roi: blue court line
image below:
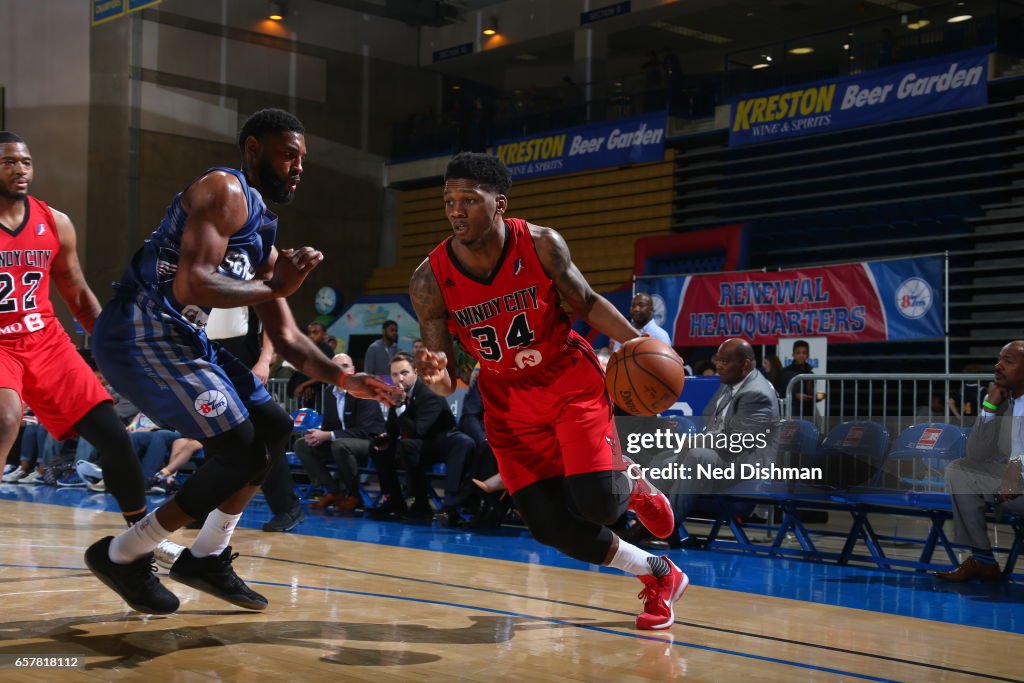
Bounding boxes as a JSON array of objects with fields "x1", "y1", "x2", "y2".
[
  {"x1": 247, "y1": 579, "x2": 905, "y2": 683},
  {"x1": 257, "y1": 555, "x2": 1021, "y2": 683},
  {"x1": 4, "y1": 560, "x2": 1017, "y2": 682},
  {"x1": 0, "y1": 561, "x2": 928, "y2": 682}
]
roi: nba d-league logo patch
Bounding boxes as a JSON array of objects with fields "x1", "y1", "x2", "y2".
[
  {"x1": 36, "y1": 223, "x2": 45, "y2": 236},
  {"x1": 194, "y1": 390, "x2": 228, "y2": 418}
]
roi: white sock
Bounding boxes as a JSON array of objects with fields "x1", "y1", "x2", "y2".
[
  {"x1": 607, "y1": 539, "x2": 658, "y2": 576},
  {"x1": 109, "y1": 511, "x2": 171, "y2": 563},
  {"x1": 190, "y1": 509, "x2": 242, "y2": 558}
]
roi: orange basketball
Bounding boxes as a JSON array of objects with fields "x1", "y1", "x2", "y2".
[{"x1": 605, "y1": 337, "x2": 686, "y2": 416}]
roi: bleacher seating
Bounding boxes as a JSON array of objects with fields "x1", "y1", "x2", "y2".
[{"x1": 700, "y1": 417, "x2": 1023, "y2": 580}]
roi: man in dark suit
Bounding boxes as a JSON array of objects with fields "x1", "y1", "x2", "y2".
[
  {"x1": 370, "y1": 352, "x2": 475, "y2": 522},
  {"x1": 936, "y1": 340, "x2": 1024, "y2": 582},
  {"x1": 650, "y1": 338, "x2": 779, "y2": 547},
  {"x1": 294, "y1": 353, "x2": 386, "y2": 513}
]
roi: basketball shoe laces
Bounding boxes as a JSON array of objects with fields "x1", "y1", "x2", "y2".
[
  {"x1": 637, "y1": 575, "x2": 669, "y2": 619},
  {"x1": 198, "y1": 549, "x2": 248, "y2": 592}
]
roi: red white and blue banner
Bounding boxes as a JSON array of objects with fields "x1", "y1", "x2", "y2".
[
  {"x1": 493, "y1": 113, "x2": 667, "y2": 180},
  {"x1": 729, "y1": 48, "x2": 988, "y2": 146},
  {"x1": 640, "y1": 256, "x2": 944, "y2": 346}
]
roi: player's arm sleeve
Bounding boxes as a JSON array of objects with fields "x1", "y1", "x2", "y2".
[
  {"x1": 530, "y1": 224, "x2": 638, "y2": 344},
  {"x1": 50, "y1": 209, "x2": 102, "y2": 333}
]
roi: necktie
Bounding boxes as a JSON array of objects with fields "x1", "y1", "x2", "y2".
[{"x1": 714, "y1": 385, "x2": 734, "y2": 431}]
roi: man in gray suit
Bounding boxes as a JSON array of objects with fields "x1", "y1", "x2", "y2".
[
  {"x1": 936, "y1": 340, "x2": 1024, "y2": 582},
  {"x1": 651, "y1": 338, "x2": 779, "y2": 547}
]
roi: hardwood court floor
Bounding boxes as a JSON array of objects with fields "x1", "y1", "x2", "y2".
[{"x1": 0, "y1": 495, "x2": 1020, "y2": 682}]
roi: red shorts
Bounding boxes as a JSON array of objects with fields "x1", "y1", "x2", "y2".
[
  {"x1": 0, "y1": 323, "x2": 111, "y2": 440},
  {"x1": 477, "y1": 338, "x2": 624, "y2": 494}
]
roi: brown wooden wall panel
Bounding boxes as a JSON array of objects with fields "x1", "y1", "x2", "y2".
[{"x1": 365, "y1": 154, "x2": 675, "y2": 294}]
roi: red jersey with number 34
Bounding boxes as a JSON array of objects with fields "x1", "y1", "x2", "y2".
[
  {"x1": 0, "y1": 196, "x2": 59, "y2": 339},
  {"x1": 429, "y1": 218, "x2": 573, "y2": 376}
]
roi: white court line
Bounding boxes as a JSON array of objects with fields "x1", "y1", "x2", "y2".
[{"x1": 0, "y1": 589, "x2": 99, "y2": 598}]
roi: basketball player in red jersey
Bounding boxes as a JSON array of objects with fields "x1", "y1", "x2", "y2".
[
  {"x1": 0, "y1": 132, "x2": 149, "y2": 527},
  {"x1": 411, "y1": 152, "x2": 688, "y2": 630}
]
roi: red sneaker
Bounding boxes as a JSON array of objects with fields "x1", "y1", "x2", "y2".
[
  {"x1": 636, "y1": 559, "x2": 688, "y2": 630},
  {"x1": 623, "y1": 456, "x2": 675, "y2": 539}
]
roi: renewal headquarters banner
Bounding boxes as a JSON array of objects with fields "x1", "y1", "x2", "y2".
[
  {"x1": 640, "y1": 255, "x2": 944, "y2": 346},
  {"x1": 729, "y1": 48, "x2": 988, "y2": 146},
  {"x1": 493, "y1": 113, "x2": 667, "y2": 180}
]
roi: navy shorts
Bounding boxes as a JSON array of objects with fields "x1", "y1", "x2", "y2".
[{"x1": 93, "y1": 293, "x2": 272, "y2": 440}]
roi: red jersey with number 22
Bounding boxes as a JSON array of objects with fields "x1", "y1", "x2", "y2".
[
  {"x1": 429, "y1": 218, "x2": 572, "y2": 377},
  {"x1": 0, "y1": 196, "x2": 59, "y2": 340}
]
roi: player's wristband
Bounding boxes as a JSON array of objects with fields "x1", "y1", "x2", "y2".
[
  {"x1": 337, "y1": 371, "x2": 353, "y2": 388},
  {"x1": 982, "y1": 400, "x2": 1001, "y2": 412}
]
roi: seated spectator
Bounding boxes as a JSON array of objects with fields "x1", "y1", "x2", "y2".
[
  {"x1": 2, "y1": 407, "x2": 58, "y2": 484},
  {"x1": 647, "y1": 339, "x2": 779, "y2": 548},
  {"x1": 293, "y1": 353, "x2": 385, "y2": 512},
  {"x1": 460, "y1": 368, "x2": 510, "y2": 526},
  {"x1": 936, "y1": 340, "x2": 1024, "y2": 582},
  {"x1": 77, "y1": 412, "x2": 193, "y2": 494},
  {"x1": 369, "y1": 352, "x2": 475, "y2": 524}
]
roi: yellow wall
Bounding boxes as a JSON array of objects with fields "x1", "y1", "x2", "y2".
[{"x1": 364, "y1": 151, "x2": 676, "y2": 295}]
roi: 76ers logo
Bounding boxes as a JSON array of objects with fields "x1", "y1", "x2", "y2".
[
  {"x1": 194, "y1": 390, "x2": 228, "y2": 418},
  {"x1": 895, "y1": 277, "x2": 932, "y2": 320}
]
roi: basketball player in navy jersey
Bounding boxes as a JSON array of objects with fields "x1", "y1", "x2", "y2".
[
  {"x1": 412, "y1": 152, "x2": 688, "y2": 630},
  {"x1": 0, "y1": 131, "x2": 149, "y2": 525},
  {"x1": 84, "y1": 109, "x2": 402, "y2": 615}
]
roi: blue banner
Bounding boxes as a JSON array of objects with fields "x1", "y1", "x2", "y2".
[
  {"x1": 91, "y1": 0, "x2": 126, "y2": 26},
  {"x1": 581, "y1": 1, "x2": 631, "y2": 25},
  {"x1": 493, "y1": 113, "x2": 667, "y2": 180},
  {"x1": 637, "y1": 255, "x2": 944, "y2": 345},
  {"x1": 729, "y1": 49, "x2": 988, "y2": 146},
  {"x1": 433, "y1": 43, "x2": 473, "y2": 62}
]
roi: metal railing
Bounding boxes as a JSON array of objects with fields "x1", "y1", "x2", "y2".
[{"x1": 783, "y1": 373, "x2": 990, "y2": 425}]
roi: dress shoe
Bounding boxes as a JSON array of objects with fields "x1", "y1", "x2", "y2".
[
  {"x1": 676, "y1": 535, "x2": 708, "y2": 550},
  {"x1": 401, "y1": 500, "x2": 434, "y2": 521},
  {"x1": 619, "y1": 523, "x2": 655, "y2": 545},
  {"x1": 438, "y1": 507, "x2": 464, "y2": 528},
  {"x1": 368, "y1": 497, "x2": 407, "y2": 519},
  {"x1": 337, "y1": 494, "x2": 361, "y2": 513},
  {"x1": 311, "y1": 492, "x2": 346, "y2": 510},
  {"x1": 934, "y1": 556, "x2": 1002, "y2": 582},
  {"x1": 262, "y1": 505, "x2": 306, "y2": 532}
]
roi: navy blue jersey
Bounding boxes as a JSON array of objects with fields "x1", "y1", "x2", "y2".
[{"x1": 117, "y1": 167, "x2": 278, "y2": 329}]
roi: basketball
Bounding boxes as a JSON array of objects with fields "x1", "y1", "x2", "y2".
[{"x1": 605, "y1": 337, "x2": 686, "y2": 415}]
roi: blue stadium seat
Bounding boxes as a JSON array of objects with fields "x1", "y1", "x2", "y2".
[
  {"x1": 291, "y1": 408, "x2": 323, "y2": 431},
  {"x1": 815, "y1": 421, "x2": 890, "y2": 489},
  {"x1": 777, "y1": 419, "x2": 819, "y2": 468},
  {"x1": 886, "y1": 422, "x2": 966, "y2": 491}
]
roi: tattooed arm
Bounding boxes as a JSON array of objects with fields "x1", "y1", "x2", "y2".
[
  {"x1": 51, "y1": 209, "x2": 102, "y2": 334},
  {"x1": 529, "y1": 224, "x2": 639, "y2": 344},
  {"x1": 410, "y1": 258, "x2": 457, "y2": 396}
]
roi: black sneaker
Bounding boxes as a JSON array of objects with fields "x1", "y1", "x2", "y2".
[
  {"x1": 169, "y1": 547, "x2": 268, "y2": 610},
  {"x1": 84, "y1": 536, "x2": 180, "y2": 614},
  {"x1": 262, "y1": 505, "x2": 306, "y2": 532}
]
